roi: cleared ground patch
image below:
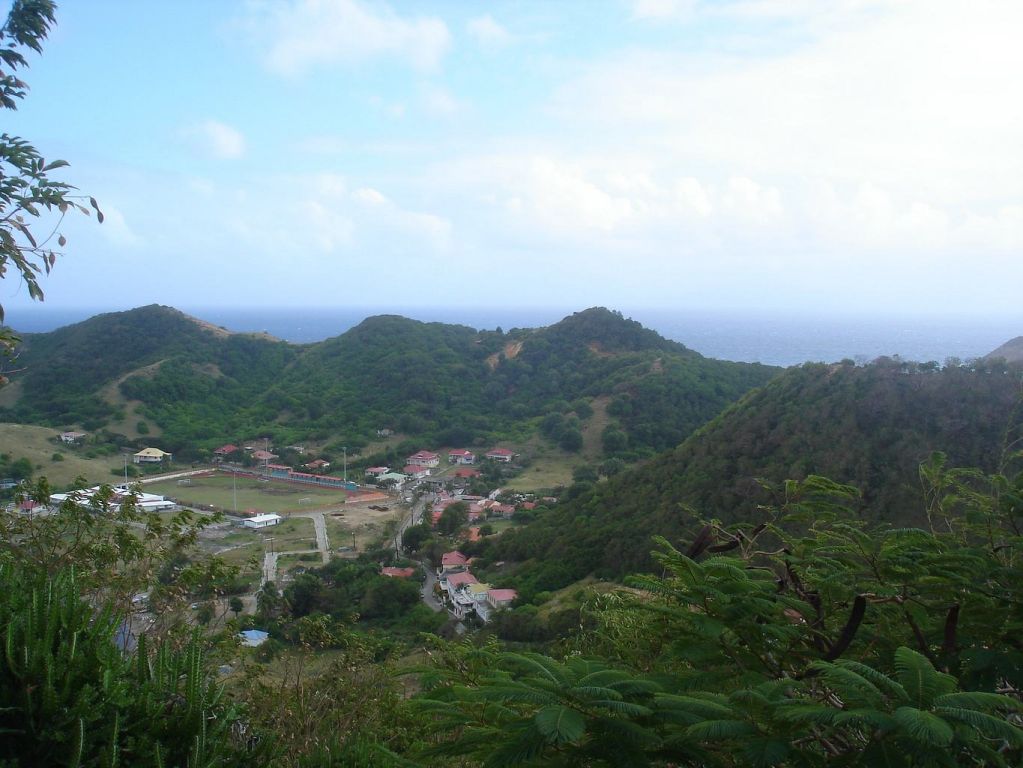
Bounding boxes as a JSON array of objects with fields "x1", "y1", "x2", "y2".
[
  {"x1": 580, "y1": 395, "x2": 611, "y2": 461},
  {"x1": 323, "y1": 499, "x2": 406, "y2": 552}
]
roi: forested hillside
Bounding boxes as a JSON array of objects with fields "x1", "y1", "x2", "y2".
[
  {"x1": 2, "y1": 306, "x2": 777, "y2": 461},
  {"x1": 487, "y1": 358, "x2": 1023, "y2": 594},
  {"x1": 3, "y1": 305, "x2": 298, "y2": 434}
]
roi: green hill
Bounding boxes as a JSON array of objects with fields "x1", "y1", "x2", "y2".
[
  {"x1": 488, "y1": 358, "x2": 1023, "y2": 594},
  {"x1": 4, "y1": 305, "x2": 297, "y2": 439},
  {"x1": 2, "y1": 306, "x2": 778, "y2": 462}
]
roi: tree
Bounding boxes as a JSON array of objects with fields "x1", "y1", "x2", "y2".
[
  {"x1": 416, "y1": 466, "x2": 1023, "y2": 766},
  {"x1": 401, "y1": 521, "x2": 431, "y2": 553},
  {"x1": 598, "y1": 457, "x2": 625, "y2": 477},
  {"x1": 437, "y1": 501, "x2": 469, "y2": 536},
  {"x1": 229, "y1": 595, "x2": 244, "y2": 618},
  {"x1": 0, "y1": 0, "x2": 100, "y2": 366}
]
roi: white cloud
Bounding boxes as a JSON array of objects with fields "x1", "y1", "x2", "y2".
[
  {"x1": 95, "y1": 204, "x2": 141, "y2": 248},
  {"x1": 548, "y1": 0, "x2": 1023, "y2": 254},
  {"x1": 467, "y1": 15, "x2": 511, "y2": 48},
  {"x1": 628, "y1": 0, "x2": 697, "y2": 21},
  {"x1": 722, "y1": 176, "x2": 783, "y2": 225},
  {"x1": 369, "y1": 95, "x2": 407, "y2": 119},
  {"x1": 244, "y1": 0, "x2": 451, "y2": 75},
  {"x1": 185, "y1": 120, "x2": 245, "y2": 159},
  {"x1": 673, "y1": 178, "x2": 713, "y2": 218},
  {"x1": 354, "y1": 187, "x2": 387, "y2": 204},
  {"x1": 420, "y1": 85, "x2": 460, "y2": 116}
]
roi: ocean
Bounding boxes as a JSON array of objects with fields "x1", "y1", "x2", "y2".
[{"x1": 7, "y1": 305, "x2": 1021, "y2": 368}]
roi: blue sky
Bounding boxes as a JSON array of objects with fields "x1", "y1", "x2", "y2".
[{"x1": 3, "y1": 0, "x2": 1022, "y2": 319}]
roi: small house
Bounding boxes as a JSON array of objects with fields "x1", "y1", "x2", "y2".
[
  {"x1": 406, "y1": 451, "x2": 440, "y2": 467},
  {"x1": 448, "y1": 449, "x2": 476, "y2": 465},
  {"x1": 133, "y1": 447, "x2": 171, "y2": 464},
  {"x1": 485, "y1": 448, "x2": 515, "y2": 463},
  {"x1": 404, "y1": 465, "x2": 431, "y2": 479}
]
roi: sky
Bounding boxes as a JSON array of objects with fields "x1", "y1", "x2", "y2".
[{"x1": 3, "y1": 0, "x2": 1022, "y2": 320}]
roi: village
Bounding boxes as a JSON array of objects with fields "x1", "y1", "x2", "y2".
[{"x1": 7, "y1": 436, "x2": 541, "y2": 626}]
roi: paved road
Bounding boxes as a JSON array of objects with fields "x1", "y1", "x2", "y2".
[
  {"x1": 420, "y1": 561, "x2": 444, "y2": 612},
  {"x1": 292, "y1": 511, "x2": 330, "y2": 564},
  {"x1": 402, "y1": 492, "x2": 447, "y2": 613}
]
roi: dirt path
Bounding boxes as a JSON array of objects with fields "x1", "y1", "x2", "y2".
[{"x1": 138, "y1": 468, "x2": 212, "y2": 485}]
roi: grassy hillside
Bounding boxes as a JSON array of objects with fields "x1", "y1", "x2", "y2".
[
  {"x1": 486, "y1": 358, "x2": 1023, "y2": 595},
  {"x1": 0, "y1": 423, "x2": 125, "y2": 488}
]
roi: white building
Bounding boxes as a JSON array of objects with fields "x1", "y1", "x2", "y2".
[{"x1": 242, "y1": 513, "x2": 282, "y2": 529}]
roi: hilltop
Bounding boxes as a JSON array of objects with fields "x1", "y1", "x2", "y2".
[
  {"x1": 1, "y1": 306, "x2": 778, "y2": 467},
  {"x1": 986, "y1": 335, "x2": 1023, "y2": 364}
]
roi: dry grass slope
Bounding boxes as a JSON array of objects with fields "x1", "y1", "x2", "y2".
[{"x1": 0, "y1": 423, "x2": 122, "y2": 488}]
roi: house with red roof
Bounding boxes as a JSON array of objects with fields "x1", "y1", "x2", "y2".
[
  {"x1": 304, "y1": 458, "x2": 330, "y2": 471},
  {"x1": 448, "y1": 449, "x2": 476, "y2": 465},
  {"x1": 214, "y1": 444, "x2": 239, "y2": 457},
  {"x1": 438, "y1": 551, "x2": 469, "y2": 577},
  {"x1": 452, "y1": 467, "x2": 480, "y2": 479},
  {"x1": 440, "y1": 550, "x2": 468, "y2": 567},
  {"x1": 364, "y1": 466, "x2": 389, "y2": 476},
  {"x1": 252, "y1": 449, "x2": 277, "y2": 461},
  {"x1": 444, "y1": 571, "x2": 478, "y2": 591},
  {"x1": 404, "y1": 465, "x2": 431, "y2": 480},
  {"x1": 485, "y1": 448, "x2": 516, "y2": 462},
  {"x1": 406, "y1": 450, "x2": 439, "y2": 467}
]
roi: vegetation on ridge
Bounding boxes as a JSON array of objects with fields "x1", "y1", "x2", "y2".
[{"x1": 3, "y1": 305, "x2": 777, "y2": 464}]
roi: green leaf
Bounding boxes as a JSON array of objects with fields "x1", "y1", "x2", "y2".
[
  {"x1": 687, "y1": 719, "x2": 757, "y2": 741},
  {"x1": 933, "y1": 692, "x2": 1023, "y2": 712},
  {"x1": 934, "y1": 707, "x2": 1023, "y2": 747},
  {"x1": 893, "y1": 706, "x2": 954, "y2": 746},
  {"x1": 894, "y1": 647, "x2": 953, "y2": 708},
  {"x1": 534, "y1": 706, "x2": 586, "y2": 745}
]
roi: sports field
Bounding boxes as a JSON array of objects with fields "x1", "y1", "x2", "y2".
[{"x1": 146, "y1": 472, "x2": 350, "y2": 515}]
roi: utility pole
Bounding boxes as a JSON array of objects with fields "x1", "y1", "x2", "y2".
[{"x1": 342, "y1": 446, "x2": 348, "y2": 484}]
